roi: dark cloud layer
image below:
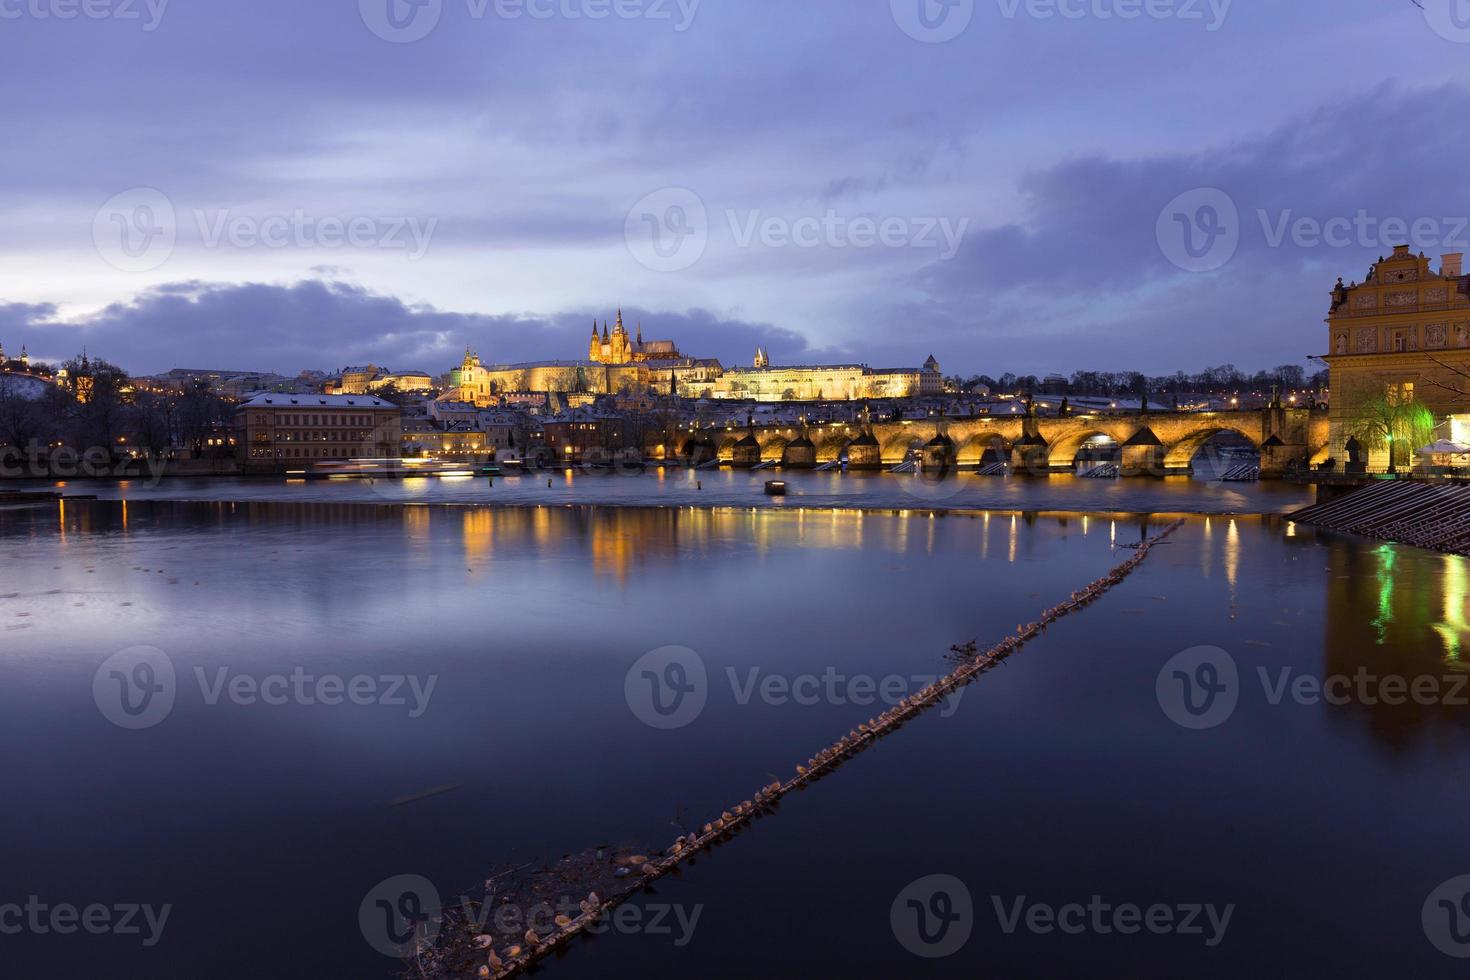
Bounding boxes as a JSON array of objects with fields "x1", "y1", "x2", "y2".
[
  {"x1": 902, "y1": 83, "x2": 1470, "y2": 374},
  {"x1": 1, "y1": 280, "x2": 819, "y2": 377}
]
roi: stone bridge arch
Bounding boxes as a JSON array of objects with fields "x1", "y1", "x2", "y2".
[
  {"x1": 1042, "y1": 426, "x2": 1129, "y2": 470},
  {"x1": 951, "y1": 431, "x2": 1011, "y2": 465},
  {"x1": 1162, "y1": 426, "x2": 1261, "y2": 470},
  {"x1": 880, "y1": 430, "x2": 928, "y2": 464}
]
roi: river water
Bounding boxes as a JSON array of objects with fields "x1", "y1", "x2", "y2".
[
  {"x1": 2, "y1": 497, "x2": 1467, "y2": 978},
  {"x1": 16, "y1": 465, "x2": 1315, "y2": 514}
]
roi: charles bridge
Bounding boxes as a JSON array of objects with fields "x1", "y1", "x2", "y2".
[{"x1": 682, "y1": 406, "x2": 1331, "y2": 477}]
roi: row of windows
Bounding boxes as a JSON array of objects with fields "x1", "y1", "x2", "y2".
[
  {"x1": 250, "y1": 447, "x2": 372, "y2": 459},
  {"x1": 253, "y1": 413, "x2": 383, "y2": 426},
  {"x1": 274, "y1": 431, "x2": 372, "y2": 443}
]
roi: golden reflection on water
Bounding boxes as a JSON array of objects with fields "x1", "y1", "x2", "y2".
[
  {"x1": 1433, "y1": 554, "x2": 1469, "y2": 663},
  {"x1": 1225, "y1": 519, "x2": 1240, "y2": 594},
  {"x1": 462, "y1": 509, "x2": 494, "y2": 561}
]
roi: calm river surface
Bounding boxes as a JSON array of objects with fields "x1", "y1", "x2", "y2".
[
  {"x1": 15, "y1": 466, "x2": 1314, "y2": 514},
  {"x1": 2, "y1": 497, "x2": 1467, "y2": 978}
]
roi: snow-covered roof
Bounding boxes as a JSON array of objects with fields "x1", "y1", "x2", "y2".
[{"x1": 239, "y1": 393, "x2": 396, "y2": 409}]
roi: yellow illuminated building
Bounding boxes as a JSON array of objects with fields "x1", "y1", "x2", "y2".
[{"x1": 1324, "y1": 246, "x2": 1470, "y2": 467}]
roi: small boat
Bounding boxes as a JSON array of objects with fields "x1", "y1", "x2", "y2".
[{"x1": 765, "y1": 481, "x2": 787, "y2": 496}]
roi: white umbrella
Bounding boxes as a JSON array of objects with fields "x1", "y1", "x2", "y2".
[{"x1": 1418, "y1": 439, "x2": 1470, "y2": 455}]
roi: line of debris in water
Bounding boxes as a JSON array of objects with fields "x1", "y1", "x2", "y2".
[{"x1": 469, "y1": 519, "x2": 1186, "y2": 978}]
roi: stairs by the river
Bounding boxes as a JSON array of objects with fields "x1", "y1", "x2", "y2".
[
  {"x1": 1220, "y1": 463, "x2": 1261, "y2": 482},
  {"x1": 1079, "y1": 462, "x2": 1120, "y2": 479},
  {"x1": 1290, "y1": 480, "x2": 1470, "y2": 556}
]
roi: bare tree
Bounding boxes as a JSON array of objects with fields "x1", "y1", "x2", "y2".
[{"x1": 0, "y1": 377, "x2": 50, "y2": 451}]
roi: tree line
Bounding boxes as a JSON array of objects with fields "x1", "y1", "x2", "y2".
[
  {"x1": 0, "y1": 356, "x2": 234, "y2": 459},
  {"x1": 948, "y1": 364, "x2": 1330, "y2": 400}
]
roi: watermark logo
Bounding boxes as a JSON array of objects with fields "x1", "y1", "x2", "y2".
[
  {"x1": 93, "y1": 647, "x2": 176, "y2": 730},
  {"x1": 891, "y1": 0, "x2": 974, "y2": 43},
  {"x1": 1425, "y1": 875, "x2": 1470, "y2": 958},
  {"x1": 625, "y1": 187, "x2": 708, "y2": 273},
  {"x1": 1156, "y1": 646, "x2": 1238, "y2": 730},
  {"x1": 93, "y1": 187, "x2": 176, "y2": 273},
  {"x1": 360, "y1": 875, "x2": 442, "y2": 958},
  {"x1": 891, "y1": 874, "x2": 973, "y2": 957},
  {"x1": 625, "y1": 645, "x2": 707, "y2": 729},
  {"x1": 1422, "y1": 0, "x2": 1470, "y2": 44},
  {"x1": 1156, "y1": 187, "x2": 1239, "y2": 273},
  {"x1": 359, "y1": 0, "x2": 442, "y2": 42},
  {"x1": 0, "y1": 0, "x2": 169, "y2": 30}
]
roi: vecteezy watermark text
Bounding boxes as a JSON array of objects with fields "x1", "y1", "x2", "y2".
[
  {"x1": 995, "y1": 0, "x2": 1231, "y2": 31},
  {"x1": 359, "y1": 0, "x2": 699, "y2": 43},
  {"x1": 194, "y1": 209, "x2": 437, "y2": 259},
  {"x1": 991, "y1": 895, "x2": 1234, "y2": 946},
  {"x1": 94, "y1": 647, "x2": 438, "y2": 730},
  {"x1": 0, "y1": 0, "x2": 168, "y2": 30},
  {"x1": 1, "y1": 442, "x2": 168, "y2": 485},
  {"x1": 726, "y1": 210, "x2": 970, "y2": 260},
  {"x1": 624, "y1": 646, "x2": 964, "y2": 729},
  {"x1": 624, "y1": 187, "x2": 971, "y2": 273},
  {"x1": 0, "y1": 897, "x2": 171, "y2": 948},
  {"x1": 728, "y1": 666, "x2": 965, "y2": 718}
]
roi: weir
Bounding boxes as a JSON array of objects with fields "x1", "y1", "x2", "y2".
[{"x1": 457, "y1": 519, "x2": 1188, "y2": 979}]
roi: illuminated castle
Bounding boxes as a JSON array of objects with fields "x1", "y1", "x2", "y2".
[{"x1": 588, "y1": 310, "x2": 683, "y2": 365}]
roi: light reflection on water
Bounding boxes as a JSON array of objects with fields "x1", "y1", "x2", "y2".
[
  {"x1": 10, "y1": 467, "x2": 1315, "y2": 515},
  {"x1": 0, "y1": 499, "x2": 1466, "y2": 978}
]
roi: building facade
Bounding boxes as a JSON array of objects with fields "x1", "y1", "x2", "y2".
[
  {"x1": 1324, "y1": 246, "x2": 1470, "y2": 467},
  {"x1": 704, "y1": 353, "x2": 942, "y2": 402},
  {"x1": 235, "y1": 393, "x2": 401, "y2": 467}
]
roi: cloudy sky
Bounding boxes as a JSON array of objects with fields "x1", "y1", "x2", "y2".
[{"x1": 1, "y1": 0, "x2": 1467, "y2": 377}]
